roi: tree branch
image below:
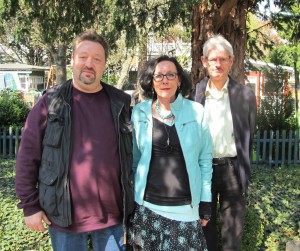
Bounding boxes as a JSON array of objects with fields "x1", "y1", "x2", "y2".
[
  {"x1": 219, "y1": 0, "x2": 238, "y2": 18},
  {"x1": 247, "y1": 21, "x2": 273, "y2": 34},
  {"x1": 214, "y1": 0, "x2": 238, "y2": 30}
]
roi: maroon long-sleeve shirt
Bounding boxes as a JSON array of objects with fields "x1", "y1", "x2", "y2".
[{"x1": 16, "y1": 87, "x2": 123, "y2": 233}]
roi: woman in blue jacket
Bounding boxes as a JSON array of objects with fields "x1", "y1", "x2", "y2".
[{"x1": 127, "y1": 55, "x2": 213, "y2": 251}]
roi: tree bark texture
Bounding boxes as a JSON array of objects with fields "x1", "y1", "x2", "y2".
[
  {"x1": 138, "y1": 35, "x2": 148, "y2": 75},
  {"x1": 55, "y1": 44, "x2": 67, "y2": 85},
  {"x1": 191, "y1": 0, "x2": 258, "y2": 86},
  {"x1": 116, "y1": 50, "x2": 134, "y2": 89}
]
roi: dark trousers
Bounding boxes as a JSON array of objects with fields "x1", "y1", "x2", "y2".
[{"x1": 203, "y1": 159, "x2": 246, "y2": 251}]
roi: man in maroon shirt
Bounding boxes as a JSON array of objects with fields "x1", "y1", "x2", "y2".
[{"x1": 15, "y1": 30, "x2": 134, "y2": 250}]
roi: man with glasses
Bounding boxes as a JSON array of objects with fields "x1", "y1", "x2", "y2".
[{"x1": 191, "y1": 34, "x2": 257, "y2": 251}]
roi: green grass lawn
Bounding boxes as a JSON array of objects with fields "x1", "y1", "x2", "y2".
[
  {"x1": 0, "y1": 159, "x2": 299, "y2": 251},
  {"x1": 0, "y1": 159, "x2": 51, "y2": 251}
]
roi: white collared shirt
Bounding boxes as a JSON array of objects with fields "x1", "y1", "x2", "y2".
[{"x1": 204, "y1": 78, "x2": 237, "y2": 158}]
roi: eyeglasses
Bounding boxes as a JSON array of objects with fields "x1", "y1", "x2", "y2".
[
  {"x1": 153, "y1": 73, "x2": 178, "y2": 82},
  {"x1": 206, "y1": 57, "x2": 231, "y2": 65}
]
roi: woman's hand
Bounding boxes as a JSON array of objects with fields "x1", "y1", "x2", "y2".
[{"x1": 200, "y1": 218, "x2": 209, "y2": 227}]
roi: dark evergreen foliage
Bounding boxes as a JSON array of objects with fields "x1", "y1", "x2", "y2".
[{"x1": 0, "y1": 89, "x2": 30, "y2": 127}]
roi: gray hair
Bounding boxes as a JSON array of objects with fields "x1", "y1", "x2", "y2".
[{"x1": 203, "y1": 34, "x2": 234, "y2": 57}]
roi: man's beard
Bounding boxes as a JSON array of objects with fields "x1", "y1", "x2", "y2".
[{"x1": 79, "y1": 68, "x2": 96, "y2": 85}]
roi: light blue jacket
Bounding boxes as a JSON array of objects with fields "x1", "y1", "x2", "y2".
[{"x1": 131, "y1": 94, "x2": 213, "y2": 208}]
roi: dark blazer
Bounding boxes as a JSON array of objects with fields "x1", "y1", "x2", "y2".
[{"x1": 191, "y1": 76, "x2": 257, "y2": 195}]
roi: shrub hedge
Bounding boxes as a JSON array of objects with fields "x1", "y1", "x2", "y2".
[
  {"x1": 0, "y1": 90, "x2": 30, "y2": 128},
  {"x1": 243, "y1": 165, "x2": 300, "y2": 250},
  {"x1": 0, "y1": 159, "x2": 299, "y2": 250}
]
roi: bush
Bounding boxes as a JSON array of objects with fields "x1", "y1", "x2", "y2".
[
  {"x1": 257, "y1": 65, "x2": 297, "y2": 131},
  {"x1": 0, "y1": 89, "x2": 30, "y2": 128},
  {"x1": 244, "y1": 165, "x2": 300, "y2": 250},
  {"x1": 214, "y1": 165, "x2": 300, "y2": 251}
]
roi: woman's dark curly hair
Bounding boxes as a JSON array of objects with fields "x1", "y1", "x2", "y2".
[{"x1": 139, "y1": 55, "x2": 192, "y2": 100}]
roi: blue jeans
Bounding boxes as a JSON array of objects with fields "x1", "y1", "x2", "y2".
[{"x1": 49, "y1": 224, "x2": 125, "y2": 251}]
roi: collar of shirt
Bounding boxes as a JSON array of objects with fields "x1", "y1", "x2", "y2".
[
  {"x1": 205, "y1": 78, "x2": 229, "y2": 100},
  {"x1": 203, "y1": 77, "x2": 237, "y2": 158}
]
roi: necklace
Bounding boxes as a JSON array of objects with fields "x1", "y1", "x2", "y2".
[
  {"x1": 163, "y1": 119, "x2": 174, "y2": 153},
  {"x1": 155, "y1": 100, "x2": 174, "y2": 119}
]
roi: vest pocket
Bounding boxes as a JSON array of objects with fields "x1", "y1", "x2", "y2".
[
  {"x1": 38, "y1": 162, "x2": 58, "y2": 216},
  {"x1": 43, "y1": 114, "x2": 64, "y2": 147}
]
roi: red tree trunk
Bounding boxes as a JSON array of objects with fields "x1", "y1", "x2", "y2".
[{"x1": 191, "y1": 0, "x2": 258, "y2": 86}]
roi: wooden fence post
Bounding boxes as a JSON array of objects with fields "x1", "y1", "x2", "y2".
[
  {"x1": 9, "y1": 127, "x2": 13, "y2": 159},
  {"x1": 15, "y1": 128, "x2": 20, "y2": 158},
  {"x1": 288, "y1": 131, "x2": 293, "y2": 164},
  {"x1": 255, "y1": 130, "x2": 261, "y2": 165},
  {"x1": 282, "y1": 130, "x2": 286, "y2": 164},
  {"x1": 275, "y1": 130, "x2": 279, "y2": 167},
  {"x1": 2, "y1": 128, "x2": 7, "y2": 158},
  {"x1": 262, "y1": 130, "x2": 267, "y2": 162},
  {"x1": 269, "y1": 131, "x2": 274, "y2": 166},
  {"x1": 294, "y1": 130, "x2": 299, "y2": 164}
]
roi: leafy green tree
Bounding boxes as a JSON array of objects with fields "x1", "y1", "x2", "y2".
[
  {"x1": 114, "y1": 0, "x2": 197, "y2": 74},
  {"x1": 271, "y1": 1, "x2": 300, "y2": 119},
  {"x1": 269, "y1": 45, "x2": 298, "y2": 69},
  {"x1": 1, "y1": 0, "x2": 124, "y2": 84},
  {"x1": 257, "y1": 64, "x2": 297, "y2": 131},
  {"x1": 2, "y1": 0, "x2": 297, "y2": 90},
  {"x1": 246, "y1": 13, "x2": 280, "y2": 62},
  {"x1": 0, "y1": 11, "x2": 49, "y2": 65},
  {"x1": 116, "y1": 0, "x2": 296, "y2": 87},
  {"x1": 272, "y1": 0, "x2": 300, "y2": 42},
  {"x1": 191, "y1": 1, "x2": 268, "y2": 85},
  {"x1": 23, "y1": 0, "x2": 109, "y2": 84},
  {"x1": 115, "y1": 0, "x2": 279, "y2": 85}
]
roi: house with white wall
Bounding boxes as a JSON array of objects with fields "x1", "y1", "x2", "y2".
[{"x1": 0, "y1": 63, "x2": 50, "y2": 92}]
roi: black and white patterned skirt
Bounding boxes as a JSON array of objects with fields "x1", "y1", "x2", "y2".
[{"x1": 127, "y1": 204, "x2": 207, "y2": 251}]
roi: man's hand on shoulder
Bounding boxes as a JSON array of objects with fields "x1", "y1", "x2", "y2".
[{"x1": 24, "y1": 211, "x2": 51, "y2": 232}]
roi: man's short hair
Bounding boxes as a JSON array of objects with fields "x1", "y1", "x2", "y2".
[{"x1": 72, "y1": 30, "x2": 109, "y2": 61}]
